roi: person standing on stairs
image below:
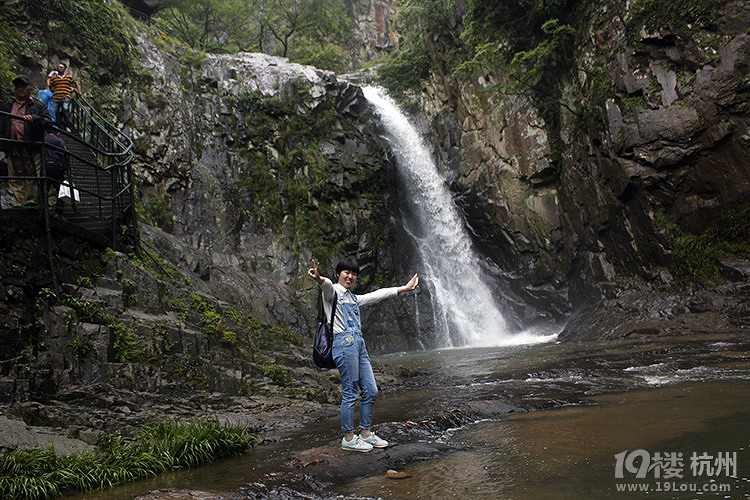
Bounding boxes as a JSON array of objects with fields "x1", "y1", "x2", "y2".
[
  {"x1": 0, "y1": 76, "x2": 53, "y2": 207},
  {"x1": 308, "y1": 258, "x2": 419, "y2": 452},
  {"x1": 47, "y1": 63, "x2": 81, "y2": 131},
  {"x1": 44, "y1": 129, "x2": 67, "y2": 213}
]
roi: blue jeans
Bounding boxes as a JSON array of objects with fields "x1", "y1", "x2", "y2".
[
  {"x1": 333, "y1": 330, "x2": 378, "y2": 433},
  {"x1": 53, "y1": 98, "x2": 71, "y2": 128}
]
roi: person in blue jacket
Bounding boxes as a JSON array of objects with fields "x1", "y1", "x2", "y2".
[{"x1": 37, "y1": 89, "x2": 56, "y2": 123}]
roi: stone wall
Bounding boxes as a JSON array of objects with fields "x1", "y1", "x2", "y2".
[{"x1": 412, "y1": 0, "x2": 750, "y2": 320}]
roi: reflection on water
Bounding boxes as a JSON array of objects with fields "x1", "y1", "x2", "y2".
[{"x1": 342, "y1": 382, "x2": 750, "y2": 499}]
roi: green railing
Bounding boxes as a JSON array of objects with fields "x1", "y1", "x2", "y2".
[
  {"x1": 69, "y1": 94, "x2": 132, "y2": 166},
  {"x1": 0, "y1": 96, "x2": 135, "y2": 247}
]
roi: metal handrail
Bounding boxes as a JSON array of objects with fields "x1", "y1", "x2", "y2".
[
  {"x1": 69, "y1": 94, "x2": 133, "y2": 163},
  {"x1": 1, "y1": 101, "x2": 135, "y2": 247}
]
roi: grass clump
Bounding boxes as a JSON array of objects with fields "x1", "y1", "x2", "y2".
[
  {"x1": 257, "y1": 363, "x2": 293, "y2": 387},
  {"x1": 0, "y1": 419, "x2": 259, "y2": 499},
  {"x1": 61, "y1": 294, "x2": 142, "y2": 363}
]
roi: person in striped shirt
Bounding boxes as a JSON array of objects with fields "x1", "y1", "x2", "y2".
[{"x1": 47, "y1": 63, "x2": 81, "y2": 131}]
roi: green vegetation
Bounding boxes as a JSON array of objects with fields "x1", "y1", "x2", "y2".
[
  {"x1": 257, "y1": 363, "x2": 293, "y2": 386},
  {"x1": 456, "y1": 0, "x2": 580, "y2": 145},
  {"x1": 190, "y1": 293, "x2": 237, "y2": 337},
  {"x1": 25, "y1": 0, "x2": 135, "y2": 76},
  {"x1": 154, "y1": 0, "x2": 354, "y2": 72},
  {"x1": 223, "y1": 87, "x2": 385, "y2": 263},
  {"x1": 628, "y1": 0, "x2": 728, "y2": 36},
  {"x1": 67, "y1": 336, "x2": 92, "y2": 359},
  {"x1": 144, "y1": 192, "x2": 175, "y2": 232},
  {"x1": 186, "y1": 293, "x2": 302, "y2": 351},
  {"x1": 459, "y1": 3, "x2": 577, "y2": 82},
  {"x1": 377, "y1": 0, "x2": 461, "y2": 96},
  {"x1": 61, "y1": 293, "x2": 142, "y2": 363},
  {"x1": 170, "y1": 357, "x2": 212, "y2": 389},
  {"x1": 0, "y1": 4, "x2": 45, "y2": 100},
  {"x1": 377, "y1": 0, "x2": 582, "y2": 156},
  {"x1": 0, "y1": 0, "x2": 136, "y2": 101},
  {"x1": 126, "y1": 249, "x2": 188, "y2": 287},
  {"x1": 75, "y1": 276, "x2": 94, "y2": 289},
  {"x1": 0, "y1": 419, "x2": 259, "y2": 499},
  {"x1": 670, "y1": 201, "x2": 750, "y2": 280},
  {"x1": 377, "y1": 41, "x2": 432, "y2": 95}
]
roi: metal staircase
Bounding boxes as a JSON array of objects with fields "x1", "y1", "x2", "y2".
[{"x1": 1, "y1": 96, "x2": 135, "y2": 248}]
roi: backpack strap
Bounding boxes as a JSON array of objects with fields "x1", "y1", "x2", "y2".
[
  {"x1": 319, "y1": 290, "x2": 338, "y2": 330},
  {"x1": 327, "y1": 291, "x2": 337, "y2": 331}
]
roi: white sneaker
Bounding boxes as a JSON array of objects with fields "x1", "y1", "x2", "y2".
[
  {"x1": 341, "y1": 435, "x2": 373, "y2": 453},
  {"x1": 361, "y1": 432, "x2": 389, "y2": 448}
]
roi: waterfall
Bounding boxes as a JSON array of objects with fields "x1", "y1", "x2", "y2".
[{"x1": 363, "y1": 86, "x2": 554, "y2": 348}]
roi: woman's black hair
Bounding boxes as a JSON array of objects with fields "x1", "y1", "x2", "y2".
[{"x1": 335, "y1": 258, "x2": 360, "y2": 277}]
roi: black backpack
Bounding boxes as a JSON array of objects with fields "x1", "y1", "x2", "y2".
[{"x1": 313, "y1": 292, "x2": 337, "y2": 369}]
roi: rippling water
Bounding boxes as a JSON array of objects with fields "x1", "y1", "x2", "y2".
[
  {"x1": 342, "y1": 381, "x2": 750, "y2": 499},
  {"x1": 72, "y1": 334, "x2": 750, "y2": 499}
]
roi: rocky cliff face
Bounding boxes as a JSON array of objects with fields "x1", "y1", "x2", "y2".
[
  {"x1": 4, "y1": 0, "x2": 748, "y2": 385},
  {"x1": 411, "y1": 0, "x2": 750, "y2": 329},
  {"x1": 113, "y1": 28, "x2": 425, "y2": 351},
  {"x1": 344, "y1": 0, "x2": 399, "y2": 71},
  {"x1": 1, "y1": 28, "x2": 411, "y2": 411},
  {"x1": 116, "y1": 0, "x2": 750, "y2": 342},
  {"x1": 2, "y1": 0, "x2": 749, "y2": 448}
]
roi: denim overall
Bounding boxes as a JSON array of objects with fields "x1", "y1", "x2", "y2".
[{"x1": 332, "y1": 293, "x2": 378, "y2": 433}]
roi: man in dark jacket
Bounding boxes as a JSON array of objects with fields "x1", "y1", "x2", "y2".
[{"x1": 0, "y1": 76, "x2": 52, "y2": 206}]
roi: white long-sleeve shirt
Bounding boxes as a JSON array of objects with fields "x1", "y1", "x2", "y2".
[{"x1": 319, "y1": 277, "x2": 399, "y2": 335}]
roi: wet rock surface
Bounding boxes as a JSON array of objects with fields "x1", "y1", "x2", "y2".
[
  {"x1": 1, "y1": 324, "x2": 748, "y2": 498},
  {"x1": 560, "y1": 274, "x2": 750, "y2": 341},
  {"x1": 135, "y1": 489, "x2": 242, "y2": 500},
  {"x1": 0, "y1": 386, "x2": 339, "y2": 452},
  {"x1": 129, "y1": 329, "x2": 750, "y2": 499}
]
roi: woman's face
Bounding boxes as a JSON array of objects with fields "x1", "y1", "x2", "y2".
[{"x1": 337, "y1": 269, "x2": 358, "y2": 289}]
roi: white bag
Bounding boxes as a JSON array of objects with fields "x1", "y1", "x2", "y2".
[{"x1": 58, "y1": 181, "x2": 80, "y2": 202}]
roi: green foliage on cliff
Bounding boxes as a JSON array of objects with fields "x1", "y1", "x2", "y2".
[
  {"x1": 379, "y1": 0, "x2": 580, "y2": 144},
  {"x1": 257, "y1": 363, "x2": 293, "y2": 386},
  {"x1": 628, "y1": 0, "x2": 729, "y2": 35},
  {"x1": 461, "y1": 0, "x2": 579, "y2": 57},
  {"x1": 26, "y1": 0, "x2": 135, "y2": 76},
  {"x1": 0, "y1": 0, "x2": 135, "y2": 98},
  {"x1": 377, "y1": 0, "x2": 464, "y2": 97},
  {"x1": 0, "y1": 5, "x2": 43, "y2": 99},
  {"x1": 0, "y1": 419, "x2": 259, "y2": 499},
  {"x1": 224, "y1": 86, "x2": 386, "y2": 264},
  {"x1": 61, "y1": 293, "x2": 143, "y2": 363},
  {"x1": 456, "y1": 0, "x2": 579, "y2": 109},
  {"x1": 671, "y1": 201, "x2": 750, "y2": 280},
  {"x1": 230, "y1": 89, "x2": 330, "y2": 225},
  {"x1": 376, "y1": 41, "x2": 432, "y2": 95}
]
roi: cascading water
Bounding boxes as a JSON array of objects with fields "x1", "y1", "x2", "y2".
[{"x1": 363, "y1": 86, "x2": 554, "y2": 347}]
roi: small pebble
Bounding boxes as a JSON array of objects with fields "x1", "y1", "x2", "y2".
[{"x1": 386, "y1": 469, "x2": 411, "y2": 479}]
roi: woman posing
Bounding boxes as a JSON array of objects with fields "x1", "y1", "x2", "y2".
[{"x1": 308, "y1": 258, "x2": 418, "y2": 452}]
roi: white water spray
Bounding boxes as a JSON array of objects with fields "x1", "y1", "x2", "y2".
[{"x1": 363, "y1": 86, "x2": 553, "y2": 347}]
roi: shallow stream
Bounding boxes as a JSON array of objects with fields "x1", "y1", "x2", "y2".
[{"x1": 72, "y1": 332, "x2": 750, "y2": 499}]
